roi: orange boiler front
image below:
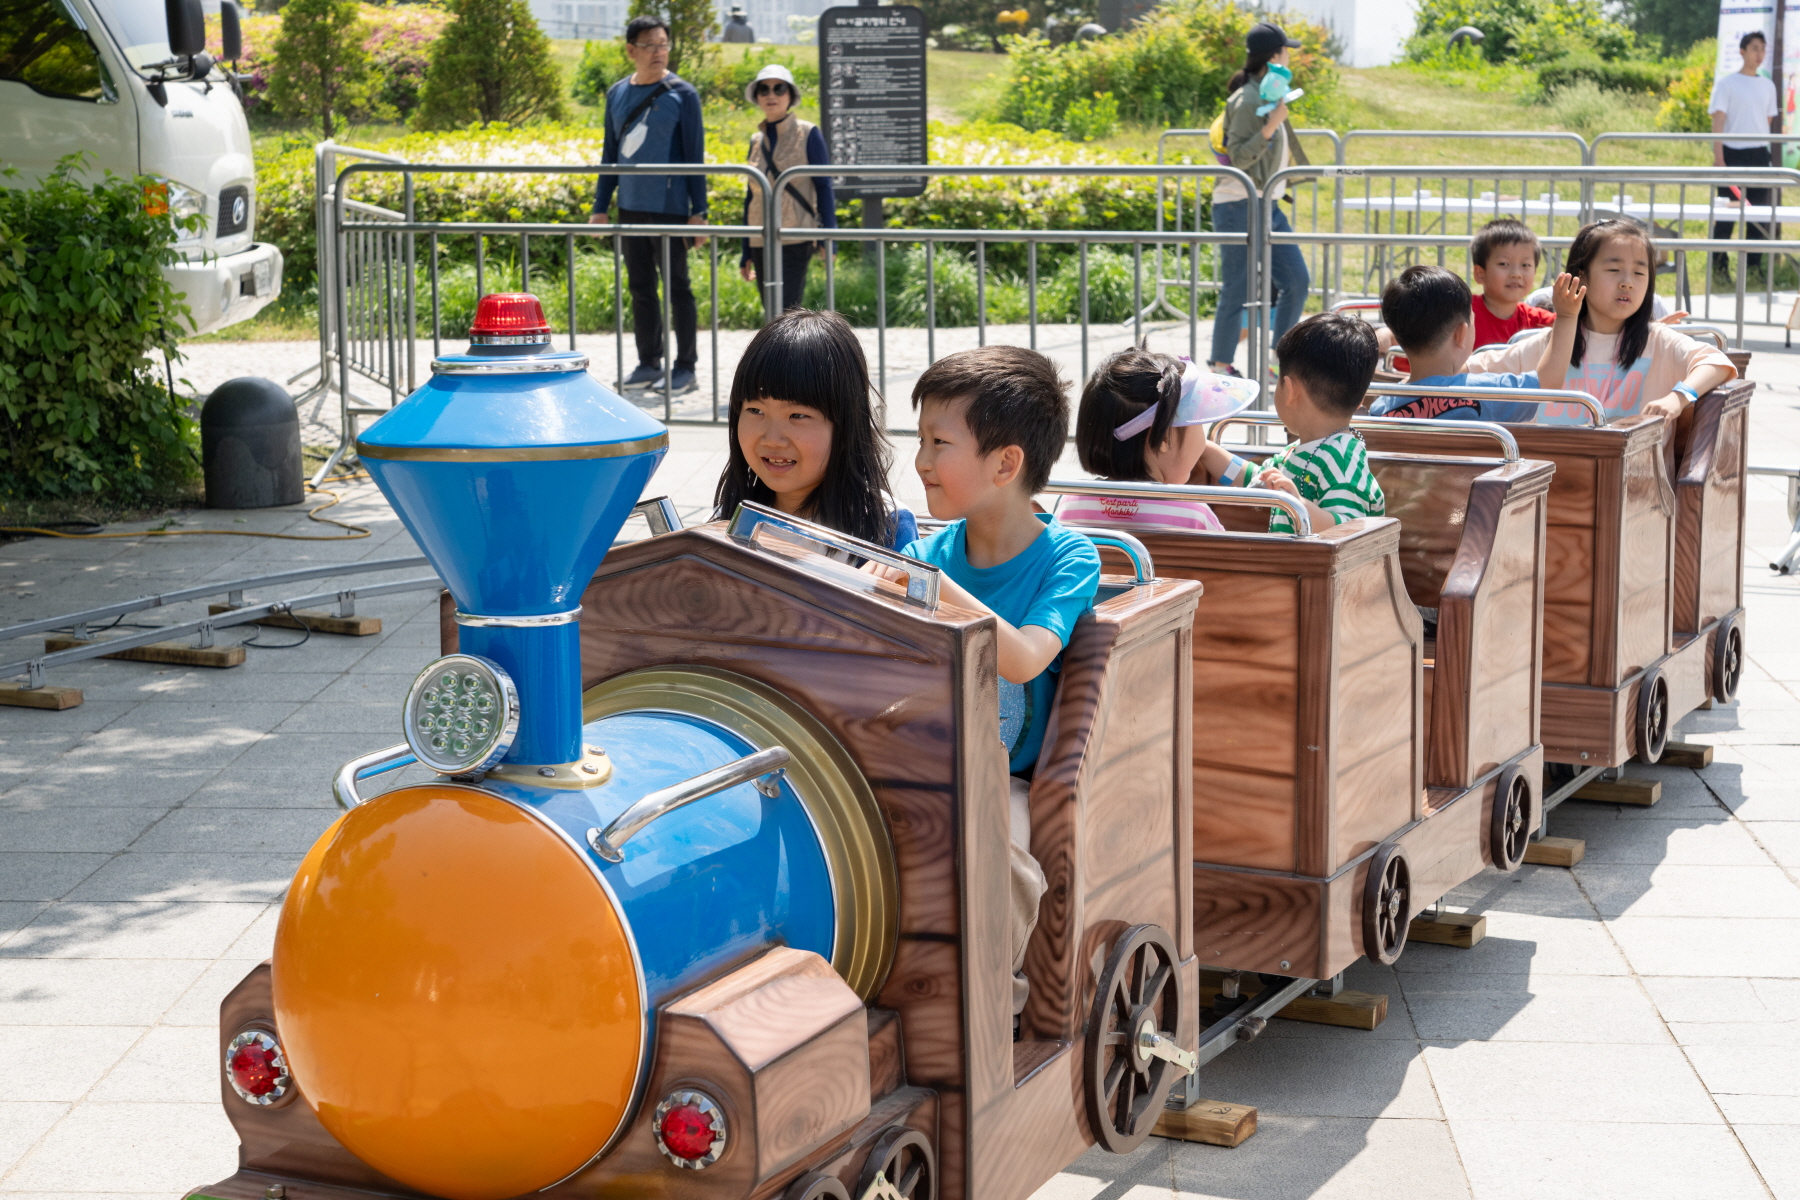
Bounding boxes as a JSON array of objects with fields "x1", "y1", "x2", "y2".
[{"x1": 272, "y1": 785, "x2": 644, "y2": 1200}]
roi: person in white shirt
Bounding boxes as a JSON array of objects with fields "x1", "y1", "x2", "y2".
[{"x1": 1709, "y1": 30, "x2": 1779, "y2": 280}]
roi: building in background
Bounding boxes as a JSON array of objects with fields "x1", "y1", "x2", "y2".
[{"x1": 1281, "y1": 0, "x2": 1418, "y2": 66}]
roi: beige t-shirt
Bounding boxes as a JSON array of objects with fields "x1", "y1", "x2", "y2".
[{"x1": 1467, "y1": 323, "x2": 1736, "y2": 424}]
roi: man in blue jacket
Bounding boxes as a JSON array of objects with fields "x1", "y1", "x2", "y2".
[{"x1": 589, "y1": 15, "x2": 709, "y2": 394}]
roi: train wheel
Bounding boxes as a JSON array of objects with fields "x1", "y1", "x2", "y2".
[
  {"x1": 1714, "y1": 617, "x2": 1744, "y2": 705},
  {"x1": 1361, "y1": 843, "x2": 1411, "y2": 966},
  {"x1": 786, "y1": 1171, "x2": 851, "y2": 1200},
  {"x1": 1635, "y1": 668, "x2": 1670, "y2": 764},
  {"x1": 855, "y1": 1126, "x2": 935, "y2": 1200},
  {"x1": 1085, "y1": 923, "x2": 1185, "y2": 1154},
  {"x1": 1489, "y1": 766, "x2": 1533, "y2": 873}
]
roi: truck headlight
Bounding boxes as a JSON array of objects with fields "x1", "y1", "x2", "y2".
[{"x1": 144, "y1": 180, "x2": 206, "y2": 243}]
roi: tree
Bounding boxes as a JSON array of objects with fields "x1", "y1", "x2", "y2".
[
  {"x1": 629, "y1": 0, "x2": 716, "y2": 80},
  {"x1": 413, "y1": 0, "x2": 568, "y2": 129},
  {"x1": 266, "y1": 0, "x2": 379, "y2": 138},
  {"x1": 1615, "y1": 0, "x2": 1717, "y2": 58}
]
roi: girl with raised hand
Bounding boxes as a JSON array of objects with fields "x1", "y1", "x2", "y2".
[{"x1": 713, "y1": 309, "x2": 918, "y2": 549}]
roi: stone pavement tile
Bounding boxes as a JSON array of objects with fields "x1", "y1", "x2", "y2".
[
  {"x1": 339, "y1": 641, "x2": 438, "y2": 675},
  {"x1": 160, "y1": 959, "x2": 263, "y2": 1028},
  {"x1": 0, "y1": 1026, "x2": 144, "y2": 1101},
  {"x1": 269, "y1": 703, "x2": 403, "y2": 738},
  {"x1": 1041, "y1": 1131, "x2": 1169, "y2": 1199},
  {"x1": 0, "y1": 854, "x2": 111, "y2": 902},
  {"x1": 220, "y1": 637, "x2": 386, "y2": 675},
  {"x1": 1680, "y1": 705, "x2": 1800, "y2": 745},
  {"x1": 1682, "y1": 1041, "x2": 1800, "y2": 1096},
  {"x1": 1554, "y1": 815, "x2": 1776, "y2": 865},
  {"x1": 0, "y1": 901, "x2": 265, "y2": 961},
  {"x1": 1439, "y1": 862, "x2": 1595, "y2": 918},
  {"x1": 1448, "y1": 1119, "x2": 1764, "y2": 1200},
  {"x1": 89, "y1": 1026, "x2": 219, "y2": 1104},
  {"x1": 182, "y1": 769, "x2": 339, "y2": 808},
  {"x1": 0, "y1": 809, "x2": 162, "y2": 854},
  {"x1": 1422, "y1": 1041, "x2": 1719, "y2": 1123},
  {"x1": 284, "y1": 671, "x2": 413, "y2": 708},
  {"x1": 1719, "y1": 1096, "x2": 1800, "y2": 1125},
  {"x1": 1751, "y1": 822, "x2": 1800, "y2": 871},
  {"x1": 1162, "y1": 1117, "x2": 1470, "y2": 1200},
  {"x1": 1734, "y1": 1126, "x2": 1800, "y2": 1200},
  {"x1": 1264, "y1": 959, "x2": 1419, "y2": 1041},
  {"x1": 0, "y1": 1103, "x2": 68, "y2": 1177},
  {"x1": 1024, "y1": 1170, "x2": 1115, "y2": 1200},
  {"x1": 216, "y1": 731, "x2": 373, "y2": 775},
  {"x1": 0, "y1": 768, "x2": 219, "y2": 811},
  {"x1": 80, "y1": 670, "x2": 342, "y2": 708},
  {"x1": 0, "y1": 959, "x2": 209, "y2": 1026},
  {"x1": 65, "y1": 854, "x2": 295, "y2": 904},
  {"x1": 1607, "y1": 916, "x2": 1800, "y2": 977},
  {"x1": 223, "y1": 906, "x2": 281, "y2": 960},
  {"x1": 0, "y1": 904, "x2": 50, "y2": 943},
  {"x1": 1643, "y1": 975, "x2": 1800, "y2": 1025},
  {"x1": 1396, "y1": 912, "x2": 1630, "y2": 976},
  {"x1": 2, "y1": 1099, "x2": 238, "y2": 1194},
  {"x1": 1165, "y1": 1034, "x2": 1441, "y2": 1119},
  {"x1": 130, "y1": 805, "x2": 337, "y2": 855},
  {"x1": 52, "y1": 712, "x2": 293, "y2": 766},
  {"x1": 1401, "y1": 972, "x2": 1671, "y2": 1044},
  {"x1": 1576, "y1": 863, "x2": 1800, "y2": 919},
  {"x1": 0, "y1": 701, "x2": 136, "y2": 744}
]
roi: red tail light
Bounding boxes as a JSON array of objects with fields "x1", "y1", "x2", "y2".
[
  {"x1": 654, "y1": 1090, "x2": 726, "y2": 1168},
  {"x1": 225, "y1": 1029, "x2": 291, "y2": 1105}
]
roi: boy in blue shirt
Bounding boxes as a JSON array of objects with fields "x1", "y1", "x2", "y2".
[
  {"x1": 1370, "y1": 264, "x2": 1583, "y2": 424},
  {"x1": 900, "y1": 346, "x2": 1101, "y2": 1015}
]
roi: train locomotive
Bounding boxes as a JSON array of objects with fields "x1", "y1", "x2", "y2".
[{"x1": 189, "y1": 295, "x2": 1205, "y2": 1200}]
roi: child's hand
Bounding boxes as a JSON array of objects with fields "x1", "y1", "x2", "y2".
[
  {"x1": 1551, "y1": 273, "x2": 1586, "y2": 319},
  {"x1": 859, "y1": 560, "x2": 909, "y2": 584},
  {"x1": 1642, "y1": 393, "x2": 1686, "y2": 421},
  {"x1": 1375, "y1": 327, "x2": 1395, "y2": 352},
  {"x1": 1254, "y1": 468, "x2": 1299, "y2": 499},
  {"x1": 1660, "y1": 309, "x2": 1691, "y2": 325},
  {"x1": 740, "y1": 262, "x2": 756, "y2": 282}
]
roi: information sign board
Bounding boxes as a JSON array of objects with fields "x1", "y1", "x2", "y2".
[{"x1": 818, "y1": 5, "x2": 928, "y2": 199}]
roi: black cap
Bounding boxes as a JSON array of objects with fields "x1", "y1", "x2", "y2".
[{"x1": 1246, "y1": 21, "x2": 1301, "y2": 56}]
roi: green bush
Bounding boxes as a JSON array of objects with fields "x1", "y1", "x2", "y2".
[
  {"x1": 571, "y1": 39, "x2": 631, "y2": 106},
  {"x1": 1406, "y1": 0, "x2": 1635, "y2": 64},
  {"x1": 994, "y1": 0, "x2": 1340, "y2": 135},
  {"x1": 267, "y1": 0, "x2": 383, "y2": 137},
  {"x1": 1537, "y1": 54, "x2": 1675, "y2": 94},
  {"x1": 0, "y1": 159, "x2": 199, "y2": 502},
  {"x1": 573, "y1": 40, "x2": 821, "y2": 109},
  {"x1": 1658, "y1": 40, "x2": 1715, "y2": 132},
  {"x1": 414, "y1": 0, "x2": 568, "y2": 129}
]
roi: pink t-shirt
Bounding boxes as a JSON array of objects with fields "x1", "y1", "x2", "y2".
[
  {"x1": 1056, "y1": 494, "x2": 1224, "y2": 533},
  {"x1": 1468, "y1": 323, "x2": 1736, "y2": 425}
]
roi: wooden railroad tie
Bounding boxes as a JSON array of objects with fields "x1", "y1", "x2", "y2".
[
  {"x1": 1660, "y1": 741, "x2": 1714, "y2": 769},
  {"x1": 43, "y1": 635, "x2": 245, "y2": 670},
  {"x1": 1407, "y1": 911, "x2": 1485, "y2": 949},
  {"x1": 0, "y1": 681, "x2": 84, "y2": 710},
  {"x1": 207, "y1": 604, "x2": 382, "y2": 637},
  {"x1": 1195, "y1": 976, "x2": 1388, "y2": 1032},
  {"x1": 1523, "y1": 836, "x2": 1586, "y2": 867},
  {"x1": 1155, "y1": 1100, "x2": 1257, "y2": 1148},
  {"x1": 1572, "y1": 777, "x2": 1661, "y2": 807}
]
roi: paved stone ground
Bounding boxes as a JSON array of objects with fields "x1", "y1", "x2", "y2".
[{"x1": 2, "y1": 331, "x2": 1799, "y2": 1200}]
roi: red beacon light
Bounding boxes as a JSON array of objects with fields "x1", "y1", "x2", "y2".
[
  {"x1": 469, "y1": 292, "x2": 552, "y2": 345},
  {"x1": 654, "y1": 1089, "x2": 727, "y2": 1168}
]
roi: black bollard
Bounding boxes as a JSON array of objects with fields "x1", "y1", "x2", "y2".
[{"x1": 202, "y1": 377, "x2": 303, "y2": 509}]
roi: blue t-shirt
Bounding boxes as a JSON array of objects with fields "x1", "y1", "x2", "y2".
[
  {"x1": 1369, "y1": 372, "x2": 1540, "y2": 425},
  {"x1": 889, "y1": 506, "x2": 918, "y2": 551},
  {"x1": 903, "y1": 518, "x2": 1101, "y2": 773}
]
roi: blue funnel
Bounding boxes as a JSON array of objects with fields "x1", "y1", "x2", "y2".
[{"x1": 357, "y1": 343, "x2": 666, "y2": 766}]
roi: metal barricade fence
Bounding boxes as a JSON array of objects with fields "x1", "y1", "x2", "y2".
[
  {"x1": 1258, "y1": 163, "x2": 1800, "y2": 372},
  {"x1": 768, "y1": 162, "x2": 1257, "y2": 411}
]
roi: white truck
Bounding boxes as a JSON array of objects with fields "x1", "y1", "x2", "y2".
[{"x1": 1, "y1": 0, "x2": 283, "y2": 336}]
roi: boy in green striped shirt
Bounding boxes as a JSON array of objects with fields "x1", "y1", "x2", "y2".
[{"x1": 1197, "y1": 312, "x2": 1384, "y2": 533}]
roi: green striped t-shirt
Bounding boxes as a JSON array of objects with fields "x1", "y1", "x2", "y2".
[{"x1": 1222, "y1": 428, "x2": 1385, "y2": 534}]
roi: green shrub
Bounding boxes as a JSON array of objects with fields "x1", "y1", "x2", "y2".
[
  {"x1": 1658, "y1": 40, "x2": 1714, "y2": 132},
  {"x1": 0, "y1": 159, "x2": 200, "y2": 502},
  {"x1": 1537, "y1": 54, "x2": 1675, "y2": 94},
  {"x1": 414, "y1": 0, "x2": 567, "y2": 129},
  {"x1": 574, "y1": 41, "x2": 821, "y2": 109},
  {"x1": 267, "y1": 0, "x2": 383, "y2": 137},
  {"x1": 1060, "y1": 91, "x2": 1120, "y2": 141},
  {"x1": 571, "y1": 39, "x2": 631, "y2": 106},
  {"x1": 211, "y1": 5, "x2": 447, "y2": 122},
  {"x1": 994, "y1": 0, "x2": 1339, "y2": 134},
  {"x1": 1406, "y1": 0, "x2": 1634, "y2": 65}
]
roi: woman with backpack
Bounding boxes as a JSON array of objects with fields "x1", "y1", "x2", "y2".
[
  {"x1": 1207, "y1": 22, "x2": 1311, "y2": 378},
  {"x1": 738, "y1": 64, "x2": 837, "y2": 311}
]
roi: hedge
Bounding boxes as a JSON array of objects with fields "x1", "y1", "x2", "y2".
[{"x1": 0, "y1": 159, "x2": 199, "y2": 501}]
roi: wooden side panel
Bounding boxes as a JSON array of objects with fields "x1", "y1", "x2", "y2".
[
  {"x1": 1540, "y1": 456, "x2": 1598, "y2": 686},
  {"x1": 1370, "y1": 456, "x2": 1497, "y2": 605},
  {"x1": 1192, "y1": 866, "x2": 1326, "y2": 979},
  {"x1": 1328, "y1": 554, "x2": 1422, "y2": 872},
  {"x1": 1615, "y1": 440, "x2": 1676, "y2": 681},
  {"x1": 1673, "y1": 383, "x2": 1753, "y2": 636}
]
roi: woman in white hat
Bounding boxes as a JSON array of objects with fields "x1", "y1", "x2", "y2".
[{"x1": 739, "y1": 63, "x2": 836, "y2": 311}]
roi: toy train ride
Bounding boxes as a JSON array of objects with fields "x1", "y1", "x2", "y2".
[{"x1": 186, "y1": 293, "x2": 1751, "y2": 1200}]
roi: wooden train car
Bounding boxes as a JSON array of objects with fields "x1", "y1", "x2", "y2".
[{"x1": 1045, "y1": 432, "x2": 1551, "y2": 983}]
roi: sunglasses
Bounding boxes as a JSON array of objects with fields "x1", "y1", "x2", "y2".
[
  {"x1": 754, "y1": 82, "x2": 791, "y2": 97},
  {"x1": 631, "y1": 40, "x2": 670, "y2": 52}
]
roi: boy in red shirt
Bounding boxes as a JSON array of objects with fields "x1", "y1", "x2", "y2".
[{"x1": 1469, "y1": 218, "x2": 1555, "y2": 347}]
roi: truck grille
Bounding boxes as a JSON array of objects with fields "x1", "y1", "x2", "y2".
[{"x1": 218, "y1": 186, "x2": 251, "y2": 237}]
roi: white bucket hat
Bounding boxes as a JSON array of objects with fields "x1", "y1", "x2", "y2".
[{"x1": 744, "y1": 63, "x2": 801, "y2": 104}]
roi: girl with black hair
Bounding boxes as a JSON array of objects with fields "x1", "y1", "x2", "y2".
[
  {"x1": 1468, "y1": 220, "x2": 1735, "y2": 425},
  {"x1": 712, "y1": 309, "x2": 917, "y2": 548}
]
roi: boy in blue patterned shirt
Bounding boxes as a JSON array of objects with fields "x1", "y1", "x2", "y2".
[{"x1": 1197, "y1": 312, "x2": 1385, "y2": 533}]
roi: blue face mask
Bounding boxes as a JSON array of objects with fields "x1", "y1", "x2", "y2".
[{"x1": 1258, "y1": 63, "x2": 1293, "y2": 106}]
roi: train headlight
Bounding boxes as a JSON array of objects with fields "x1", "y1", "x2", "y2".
[
  {"x1": 403, "y1": 654, "x2": 519, "y2": 776},
  {"x1": 226, "y1": 1029, "x2": 291, "y2": 1105},
  {"x1": 655, "y1": 1090, "x2": 726, "y2": 1169}
]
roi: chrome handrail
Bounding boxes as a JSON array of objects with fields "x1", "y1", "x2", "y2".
[
  {"x1": 587, "y1": 747, "x2": 791, "y2": 863},
  {"x1": 1208, "y1": 409, "x2": 1523, "y2": 460},
  {"x1": 728, "y1": 501, "x2": 940, "y2": 608},
  {"x1": 1041, "y1": 478, "x2": 1314, "y2": 538},
  {"x1": 1057, "y1": 525, "x2": 1155, "y2": 584},
  {"x1": 333, "y1": 743, "x2": 417, "y2": 809},
  {"x1": 1364, "y1": 383, "x2": 1605, "y2": 427}
]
